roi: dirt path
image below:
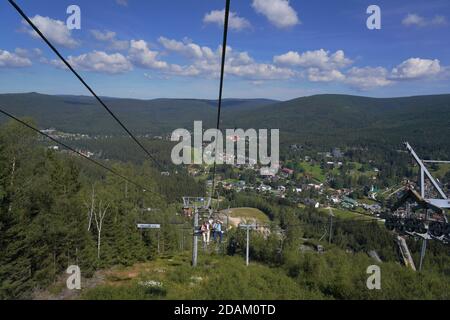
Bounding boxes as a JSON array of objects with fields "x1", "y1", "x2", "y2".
[{"x1": 32, "y1": 270, "x2": 106, "y2": 300}]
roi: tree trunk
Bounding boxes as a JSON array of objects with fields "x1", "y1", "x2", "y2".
[{"x1": 97, "y1": 231, "x2": 101, "y2": 259}]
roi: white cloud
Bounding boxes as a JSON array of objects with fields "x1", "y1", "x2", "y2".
[
  {"x1": 24, "y1": 15, "x2": 79, "y2": 48},
  {"x1": 391, "y1": 58, "x2": 441, "y2": 80},
  {"x1": 274, "y1": 50, "x2": 444, "y2": 88},
  {"x1": 203, "y1": 9, "x2": 251, "y2": 31},
  {"x1": 14, "y1": 48, "x2": 29, "y2": 57},
  {"x1": 27, "y1": 23, "x2": 446, "y2": 91},
  {"x1": 345, "y1": 67, "x2": 392, "y2": 90},
  {"x1": 14, "y1": 48, "x2": 33, "y2": 59},
  {"x1": 158, "y1": 37, "x2": 215, "y2": 60},
  {"x1": 91, "y1": 30, "x2": 129, "y2": 50},
  {"x1": 227, "y1": 50, "x2": 254, "y2": 66},
  {"x1": 252, "y1": 0, "x2": 300, "y2": 28},
  {"x1": 128, "y1": 38, "x2": 208, "y2": 77},
  {"x1": 167, "y1": 64, "x2": 201, "y2": 77},
  {"x1": 157, "y1": 37, "x2": 295, "y2": 80},
  {"x1": 273, "y1": 51, "x2": 299, "y2": 65},
  {"x1": 344, "y1": 59, "x2": 445, "y2": 90},
  {"x1": 307, "y1": 68, "x2": 345, "y2": 82},
  {"x1": 58, "y1": 51, "x2": 132, "y2": 74},
  {"x1": 14, "y1": 48, "x2": 43, "y2": 59},
  {"x1": 0, "y1": 49, "x2": 32, "y2": 68},
  {"x1": 402, "y1": 13, "x2": 426, "y2": 27},
  {"x1": 274, "y1": 49, "x2": 352, "y2": 70},
  {"x1": 431, "y1": 15, "x2": 448, "y2": 26},
  {"x1": 227, "y1": 63, "x2": 295, "y2": 80},
  {"x1": 91, "y1": 30, "x2": 116, "y2": 42},
  {"x1": 439, "y1": 66, "x2": 450, "y2": 79},
  {"x1": 272, "y1": 50, "x2": 446, "y2": 88},
  {"x1": 116, "y1": 0, "x2": 128, "y2": 6},
  {"x1": 33, "y1": 48, "x2": 43, "y2": 56},
  {"x1": 402, "y1": 13, "x2": 448, "y2": 27},
  {"x1": 128, "y1": 40, "x2": 168, "y2": 70},
  {"x1": 46, "y1": 58, "x2": 65, "y2": 69}
]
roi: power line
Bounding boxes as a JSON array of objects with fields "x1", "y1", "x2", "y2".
[
  {"x1": 8, "y1": 0, "x2": 165, "y2": 172},
  {"x1": 0, "y1": 107, "x2": 160, "y2": 197},
  {"x1": 210, "y1": 0, "x2": 231, "y2": 201}
]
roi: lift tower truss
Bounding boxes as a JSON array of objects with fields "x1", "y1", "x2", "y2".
[{"x1": 386, "y1": 142, "x2": 450, "y2": 271}]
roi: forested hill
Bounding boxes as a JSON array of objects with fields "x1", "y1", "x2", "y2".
[
  {"x1": 0, "y1": 94, "x2": 449, "y2": 300},
  {"x1": 0, "y1": 92, "x2": 449, "y2": 151},
  {"x1": 0, "y1": 93, "x2": 216, "y2": 135},
  {"x1": 0, "y1": 93, "x2": 276, "y2": 135},
  {"x1": 229, "y1": 94, "x2": 450, "y2": 149}
]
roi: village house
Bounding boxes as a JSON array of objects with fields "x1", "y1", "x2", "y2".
[
  {"x1": 292, "y1": 187, "x2": 302, "y2": 193},
  {"x1": 302, "y1": 198, "x2": 320, "y2": 208},
  {"x1": 258, "y1": 184, "x2": 272, "y2": 192},
  {"x1": 281, "y1": 168, "x2": 294, "y2": 175},
  {"x1": 341, "y1": 196, "x2": 358, "y2": 209}
]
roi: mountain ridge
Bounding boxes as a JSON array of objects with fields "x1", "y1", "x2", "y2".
[{"x1": 0, "y1": 92, "x2": 449, "y2": 151}]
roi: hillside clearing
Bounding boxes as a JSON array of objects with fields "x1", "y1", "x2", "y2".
[
  {"x1": 223, "y1": 207, "x2": 270, "y2": 226},
  {"x1": 77, "y1": 254, "x2": 320, "y2": 300}
]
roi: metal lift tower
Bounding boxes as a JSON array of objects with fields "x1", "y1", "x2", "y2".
[
  {"x1": 386, "y1": 142, "x2": 450, "y2": 271},
  {"x1": 182, "y1": 197, "x2": 212, "y2": 267}
]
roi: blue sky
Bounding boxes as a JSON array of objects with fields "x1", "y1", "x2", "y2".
[{"x1": 0, "y1": 0, "x2": 449, "y2": 100}]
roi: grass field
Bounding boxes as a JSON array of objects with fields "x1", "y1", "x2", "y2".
[
  {"x1": 296, "y1": 161, "x2": 375, "y2": 183},
  {"x1": 298, "y1": 161, "x2": 326, "y2": 182},
  {"x1": 430, "y1": 164, "x2": 450, "y2": 180},
  {"x1": 319, "y1": 207, "x2": 376, "y2": 221},
  {"x1": 79, "y1": 253, "x2": 320, "y2": 300},
  {"x1": 227, "y1": 207, "x2": 270, "y2": 224}
]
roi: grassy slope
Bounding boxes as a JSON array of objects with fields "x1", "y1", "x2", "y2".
[
  {"x1": 430, "y1": 164, "x2": 450, "y2": 180},
  {"x1": 298, "y1": 161, "x2": 326, "y2": 182},
  {"x1": 227, "y1": 207, "x2": 270, "y2": 224},
  {"x1": 78, "y1": 248, "x2": 449, "y2": 300},
  {"x1": 319, "y1": 207, "x2": 376, "y2": 221},
  {"x1": 80, "y1": 253, "x2": 320, "y2": 300}
]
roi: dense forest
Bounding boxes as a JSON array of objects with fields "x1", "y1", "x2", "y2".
[
  {"x1": 0, "y1": 107, "x2": 449, "y2": 299},
  {"x1": 0, "y1": 119, "x2": 203, "y2": 299},
  {"x1": 1, "y1": 93, "x2": 450, "y2": 160}
]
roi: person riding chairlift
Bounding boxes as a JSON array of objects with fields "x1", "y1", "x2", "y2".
[
  {"x1": 201, "y1": 221, "x2": 211, "y2": 244},
  {"x1": 213, "y1": 220, "x2": 223, "y2": 243}
]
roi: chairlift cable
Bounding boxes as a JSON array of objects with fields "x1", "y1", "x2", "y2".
[
  {"x1": 8, "y1": 0, "x2": 167, "y2": 173},
  {"x1": 210, "y1": 0, "x2": 231, "y2": 203},
  {"x1": 0, "y1": 107, "x2": 164, "y2": 199}
]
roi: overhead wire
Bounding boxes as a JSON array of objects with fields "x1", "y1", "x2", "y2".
[
  {"x1": 0, "y1": 107, "x2": 165, "y2": 199},
  {"x1": 8, "y1": 0, "x2": 166, "y2": 172},
  {"x1": 6, "y1": 0, "x2": 393, "y2": 222},
  {"x1": 210, "y1": 0, "x2": 231, "y2": 201}
]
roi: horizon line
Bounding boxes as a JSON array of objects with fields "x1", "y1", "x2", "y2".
[{"x1": 1, "y1": 91, "x2": 450, "y2": 102}]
